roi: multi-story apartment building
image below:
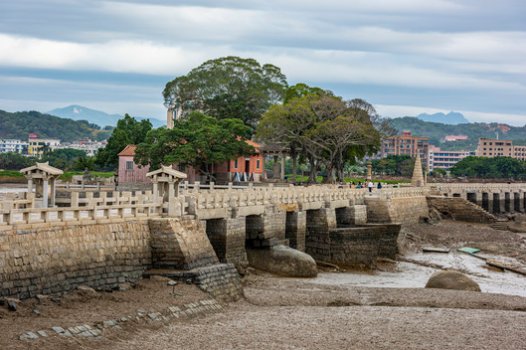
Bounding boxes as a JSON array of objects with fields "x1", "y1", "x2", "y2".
[
  {"x1": 514, "y1": 145, "x2": 526, "y2": 161},
  {"x1": 0, "y1": 139, "x2": 28, "y2": 153},
  {"x1": 381, "y1": 131, "x2": 429, "y2": 169},
  {"x1": 28, "y1": 138, "x2": 61, "y2": 157},
  {"x1": 476, "y1": 138, "x2": 526, "y2": 161},
  {"x1": 428, "y1": 145, "x2": 470, "y2": 171},
  {"x1": 54, "y1": 138, "x2": 107, "y2": 156},
  {"x1": 475, "y1": 138, "x2": 513, "y2": 158}
]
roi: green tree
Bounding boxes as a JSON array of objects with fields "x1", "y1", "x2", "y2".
[
  {"x1": 450, "y1": 156, "x2": 525, "y2": 179},
  {"x1": 257, "y1": 93, "x2": 382, "y2": 183},
  {"x1": 163, "y1": 56, "x2": 288, "y2": 131},
  {"x1": 134, "y1": 112, "x2": 254, "y2": 181},
  {"x1": 41, "y1": 148, "x2": 88, "y2": 171},
  {"x1": 96, "y1": 114, "x2": 152, "y2": 169},
  {"x1": 0, "y1": 152, "x2": 34, "y2": 170},
  {"x1": 72, "y1": 154, "x2": 96, "y2": 171}
]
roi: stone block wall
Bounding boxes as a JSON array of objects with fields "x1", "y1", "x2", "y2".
[
  {"x1": 0, "y1": 221, "x2": 152, "y2": 299},
  {"x1": 205, "y1": 217, "x2": 247, "y2": 266},
  {"x1": 285, "y1": 211, "x2": 306, "y2": 252},
  {"x1": 364, "y1": 197, "x2": 392, "y2": 223},
  {"x1": 144, "y1": 263, "x2": 243, "y2": 302},
  {"x1": 388, "y1": 197, "x2": 429, "y2": 224},
  {"x1": 427, "y1": 196, "x2": 497, "y2": 223},
  {"x1": 246, "y1": 210, "x2": 286, "y2": 245},
  {"x1": 329, "y1": 227, "x2": 383, "y2": 267},
  {"x1": 148, "y1": 219, "x2": 219, "y2": 270},
  {"x1": 335, "y1": 205, "x2": 367, "y2": 227},
  {"x1": 305, "y1": 208, "x2": 336, "y2": 261},
  {"x1": 375, "y1": 224, "x2": 401, "y2": 260},
  {"x1": 366, "y1": 196, "x2": 429, "y2": 224}
]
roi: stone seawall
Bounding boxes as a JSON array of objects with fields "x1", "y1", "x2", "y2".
[
  {"x1": 365, "y1": 196, "x2": 429, "y2": 224},
  {"x1": 329, "y1": 224, "x2": 401, "y2": 267},
  {"x1": 0, "y1": 218, "x2": 244, "y2": 301},
  {"x1": 0, "y1": 221, "x2": 152, "y2": 299}
]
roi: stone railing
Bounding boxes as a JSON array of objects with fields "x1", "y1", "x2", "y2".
[
  {"x1": 57, "y1": 190, "x2": 154, "y2": 207},
  {"x1": 432, "y1": 183, "x2": 526, "y2": 195},
  {"x1": 0, "y1": 184, "x2": 433, "y2": 224},
  {"x1": 0, "y1": 202, "x2": 162, "y2": 230},
  {"x1": 175, "y1": 186, "x2": 425, "y2": 218}
]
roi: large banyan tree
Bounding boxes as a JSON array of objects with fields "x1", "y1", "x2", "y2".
[{"x1": 163, "y1": 56, "x2": 288, "y2": 132}]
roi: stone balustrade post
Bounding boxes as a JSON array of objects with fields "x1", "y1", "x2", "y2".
[{"x1": 71, "y1": 192, "x2": 79, "y2": 207}]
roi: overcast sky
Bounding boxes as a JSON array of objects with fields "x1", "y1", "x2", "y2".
[{"x1": 1, "y1": 0, "x2": 526, "y2": 125}]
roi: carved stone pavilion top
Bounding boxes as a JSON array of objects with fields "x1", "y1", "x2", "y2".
[
  {"x1": 20, "y1": 162, "x2": 63, "y2": 207},
  {"x1": 146, "y1": 165, "x2": 187, "y2": 200}
]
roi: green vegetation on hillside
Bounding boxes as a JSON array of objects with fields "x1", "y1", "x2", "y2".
[{"x1": 0, "y1": 109, "x2": 112, "y2": 142}]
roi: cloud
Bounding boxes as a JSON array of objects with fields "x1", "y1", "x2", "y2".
[{"x1": 1, "y1": 33, "x2": 524, "y2": 94}]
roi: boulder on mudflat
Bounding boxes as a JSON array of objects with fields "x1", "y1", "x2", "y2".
[
  {"x1": 425, "y1": 270, "x2": 481, "y2": 292},
  {"x1": 247, "y1": 246, "x2": 318, "y2": 277}
]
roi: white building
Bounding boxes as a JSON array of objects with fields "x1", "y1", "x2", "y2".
[{"x1": 0, "y1": 139, "x2": 28, "y2": 153}]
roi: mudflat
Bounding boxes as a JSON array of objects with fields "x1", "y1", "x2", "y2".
[{"x1": 1, "y1": 220, "x2": 526, "y2": 349}]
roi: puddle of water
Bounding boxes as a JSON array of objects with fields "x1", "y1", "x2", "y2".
[{"x1": 309, "y1": 252, "x2": 526, "y2": 298}]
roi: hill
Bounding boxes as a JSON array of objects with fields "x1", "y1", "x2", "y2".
[
  {"x1": 415, "y1": 111, "x2": 470, "y2": 125},
  {"x1": 48, "y1": 105, "x2": 166, "y2": 129},
  {"x1": 390, "y1": 117, "x2": 526, "y2": 151},
  {"x1": 0, "y1": 109, "x2": 112, "y2": 142}
]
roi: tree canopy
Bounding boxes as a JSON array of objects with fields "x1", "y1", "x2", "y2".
[
  {"x1": 134, "y1": 112, "x2": 254, "y2": 181},
  {"x1": 450, "y1": 156, "x2": 526, "y2": 179},
  {"x1": 162, "y1": 56, "x2": 288, "y2": 131},
  {"x1": 96, "y1": 114, "x2": 152, "y2": 169},
  {"x1": 370, "y1": 154, "x2": 416, "y2": 176},
  {"x1": 256, "y1": 90, "x2": 384, "y2": 183}
]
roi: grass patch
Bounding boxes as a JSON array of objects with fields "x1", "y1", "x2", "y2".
[{"x1": 0, "y1": 170, "x2": 25, "y2": 178}]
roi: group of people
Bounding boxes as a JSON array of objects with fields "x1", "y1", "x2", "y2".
[{"x1": 350, "y1": 180, "x2": 382, "y2": 192}]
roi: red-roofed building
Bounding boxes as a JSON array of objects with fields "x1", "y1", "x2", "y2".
[
  {"x1": 117, "y1": 145, "x2": 151, "y2": 183},
  {"x1": 117, "y1": 141, "x2": 264, "y2": 185}
]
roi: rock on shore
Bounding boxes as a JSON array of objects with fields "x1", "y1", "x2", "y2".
[
  {"x1": 425, "y1": 270, "x2": 481, "y2": 292},
  {"x1": 247, "y1": 246, "x2": 318, "y2": 277}
]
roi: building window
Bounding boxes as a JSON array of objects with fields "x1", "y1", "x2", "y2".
[
  {"x1": 256, "y1": 159, "x2": 260, "y2": 169},
  {"x1": 234, "y1": 159, "x2": 238, "y2": 168},
  {"x1": 126, "y1": 161, "x2": 134, "y2": 170}
]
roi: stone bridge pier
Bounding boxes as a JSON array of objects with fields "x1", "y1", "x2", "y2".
[{"x1": 438, "y1": 185, "x2": 526, "y2": 215}]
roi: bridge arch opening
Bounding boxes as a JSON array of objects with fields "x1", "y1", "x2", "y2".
[
  {"x1": 466, "y1": 193, "x2": 477, "y2": 204},
  {"x1": 493, "y1": 193, "x2": 501, "y2": 213},
  {"x1": 482, "y1": 193, "x2": 489, "y2": 212},
  {"x1": 514, "y1": 193, "x2": 521, "y2": 212}
]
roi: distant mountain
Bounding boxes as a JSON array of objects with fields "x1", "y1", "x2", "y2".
[
  {"x1": 0, "y1": 109, "x2": 110, "y2": 142},
  {"x1": 414, "y1": 111, "x2": 470, "y2": 125},
  {"x1": 47, "y1": 105, "x2": 165, "y2": 129}
]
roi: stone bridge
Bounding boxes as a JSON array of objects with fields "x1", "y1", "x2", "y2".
[
  {"x1": 433, "y1": 183, "x2": 526, "y2": 214},
  {"x1": 1, "y1": 179, "x2": 524, "y2": 301}
]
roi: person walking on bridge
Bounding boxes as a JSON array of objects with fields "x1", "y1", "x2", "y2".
[{"x1": 368, "y1": 181, "x2": 373, "y2": 193}]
